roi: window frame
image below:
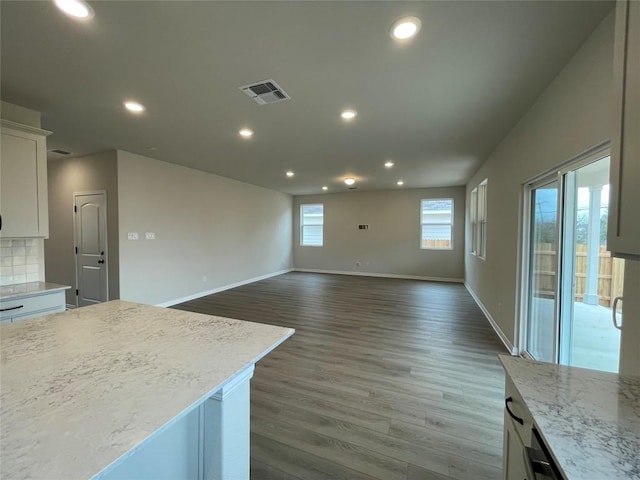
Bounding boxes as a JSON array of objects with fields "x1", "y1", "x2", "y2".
[
  {"x1": 420, "y1": 198, "x2": 454, "y2": 250},
  {"x1": 300, "y1": 203, "x2": 324, "y2": 247}
]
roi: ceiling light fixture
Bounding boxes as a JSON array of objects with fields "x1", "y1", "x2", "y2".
[
  {"x1": 397, "y1": 180, "x2": 404, "y2": 186},
  {"x1": 390, "y1": 16, "x2": 421, "y2": 40},
  {"x1": 322, "y1": 186, "x2": 328, "y2": 191},
  {"x1": 53, "y1": 0, "x2": 94, "y2": 19},
  {"x1": 384, "y1": 161, "x2": 394, "y2": 168},
  {"x1": 124, "y1": 101, "x2": 145, "y2": 113},
  {"x1": 286, "y1": 171, "x2": 295, "y2": 177},
  {"x1": 238, "y1": 128, "x2": 254, "y2": 138},
  {"x1": 341, "y1": 109, "x2": 357, "y2": 120},
  {"x1": 344, "y1": 178, "x2": 356, "y2": 186}
]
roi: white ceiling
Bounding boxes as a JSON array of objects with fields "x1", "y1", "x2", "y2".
[{"x1": 1, "y1": 1, "x2": 612, "y2": 195}]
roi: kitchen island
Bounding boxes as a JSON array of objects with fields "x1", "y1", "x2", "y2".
[
  {"x1": 0, "y1": 300, "x2": 294, "y2": 479},
  {"x1": 500, "y1": 355, "x2": 640, "y2": 479}
]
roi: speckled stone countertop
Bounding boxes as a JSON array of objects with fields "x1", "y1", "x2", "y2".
[
  {"x1": 0, "y1": 300, "x2": 294, "y2": 479},
  {"x1": 0, "y1": 281, "x2": 70, "y2": 300},
  {"x1": 500, "y1": 356, "x2": 640, "y2": 479}
]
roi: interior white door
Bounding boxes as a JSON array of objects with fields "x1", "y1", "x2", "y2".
[{"x1": 74, "y1": 192, "x2": 108, "y2": 307}]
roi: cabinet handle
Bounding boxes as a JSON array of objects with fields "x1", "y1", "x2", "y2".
[
  {"x1": 612, "y1": 297, "x2": 623, "y2": 330},
  {"x1": 505, "y1": 396, "x2": 524, "y2": 425},
  {"x1": 0, "y1": 305, "x2": 24, "y2": 312}
]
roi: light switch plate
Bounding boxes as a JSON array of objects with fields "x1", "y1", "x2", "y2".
[
  {"x1": 127, "y1": 232, "x2": 139, "y2": 240},
  {"x1": 145, "y1": 232, "x2": 155, "y2": 240}
]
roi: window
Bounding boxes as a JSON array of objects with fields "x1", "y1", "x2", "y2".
[
  {"x1": 477, "y1": 180, "x2": 488, "y2": 258},
  {"x1": 420, "y1": 199, "x2": 453, "y2": 249},
  {"x1": 300, "y1": 204, "x2": 324, "y2": 246},
  {"x1": 470, "y1": 188, "x2": 478, "y2": 255},
  {"x1": 470, "y1": 179, "x2": 488, "y2": 258}
]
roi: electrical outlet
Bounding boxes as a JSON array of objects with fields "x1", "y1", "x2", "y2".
[
  {"x1": 145, "y1": 232, "x2": 155, "y2": 240},
  {"x1": 127, "y1": 232, "x2": 138, "y2": 240}
]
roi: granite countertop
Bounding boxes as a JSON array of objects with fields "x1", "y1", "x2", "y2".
[
  {"x1": 0, "y1": 300, "x2": 294, "y2": 479},
  {"x1": 0, "y1": 281, "x2": 70, "y2": 300},
  {"x1": 500, "y1": 356, "x2": 640, "y2": 479}
]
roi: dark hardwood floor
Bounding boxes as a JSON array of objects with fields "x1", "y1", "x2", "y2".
[{"x1": 173, "y1": 272, "x2": 507, "y2": 480}]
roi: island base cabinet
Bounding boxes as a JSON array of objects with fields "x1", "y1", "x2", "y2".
[{"x1": 94, "y1": 365, "x2": 255, "y2": 480}]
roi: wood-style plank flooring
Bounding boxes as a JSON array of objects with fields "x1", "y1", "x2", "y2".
[{"x1": 173, "y1": 272, "x2": 507, "y2": 480}]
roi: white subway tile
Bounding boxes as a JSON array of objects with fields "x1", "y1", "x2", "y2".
[
  {"x1": 25, "y1": 255, "x2": 40, "y2": 265},
  {"x1": 0, "y1": 257, "x2": 12, "y2": 267},
  {"x1": 26, "y1": 246, "x2": 39, "y2": 256},
  {"x1": 0, "y1": 266, "x2": 14, "y2": 276},
  {"x1": 13, "y1": 274, "x2": 27, "y2": 284},
  {"x1": 12, "y1": 265, "x2": 26, "y2": 275},
  {"x1": 25, "y1": 239, "x2": 38, "y2": 247},
  {"x1": 26, "y1": 272, "x2": 40, "y2": 282},
  {"x1": 0, "y1": 275, "x2": 15, "y2": 286},
  {"x1": 13, "y1": 256, "x2": 26, "y2": 266},
  {"x1": 0, "y1": 240, "x2": 12, "y2": 248},
  {"x1": 26, "y1": 263, "x2": 39, "y2": 274},
  {"x1": 11, "y1": 239, "x2": 25, "y2": 248},
  {"x1": 12, "y1": 247, "x2": 26, "y2": 256},
  {"x1": 0, "y1": 248, "x2": 13, "y2": 258}
]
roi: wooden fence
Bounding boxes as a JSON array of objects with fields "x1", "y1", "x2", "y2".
[{"x1": 532, "y1": 243, "x2": 625, "y2": 307}]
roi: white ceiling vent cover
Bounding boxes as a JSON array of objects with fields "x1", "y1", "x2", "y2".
[{"x1": 239, "y1": 79, "x2": 290, "y2": 105}]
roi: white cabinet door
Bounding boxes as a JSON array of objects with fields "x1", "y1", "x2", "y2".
[
  {"x1": 609, "y1": 0, "x2": 640, "y2": 258},
  {"x1": 0, "y1": 121, "x2": 50, "y2": 238},
  {"x1": 503, "y1": 414, "x2": 529, "y2": 480}
]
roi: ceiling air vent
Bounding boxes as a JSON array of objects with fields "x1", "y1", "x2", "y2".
[
  {"x1": 49, "y1": 149, "x2": 71, "y2": 155},
  {"x1": 239, "y1": 79, "x2": 290, "y2": 105}
]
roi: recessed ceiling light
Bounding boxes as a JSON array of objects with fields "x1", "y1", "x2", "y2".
[
  {"x1": 124, "y1": 101, "x2": 145, "y2": 113},
  {"x1": 322, "y1": 186, "x2": 328, "y2": 191},
  {"x1": 384, "y1": 161, "x2": 394, "y2": 168},
  {"x1": 344, "y1": 178, "x2": 356, "y2": 186},
  {"x1": 341, "y1": 109, "x2": 357, "y2": 120},
  {"x1": 390, "y1": 16, "x2": 421, "y2": 40},
  {"x1": 239, "y1": 128, "x2": 254, "y2": 138},
  {"x1": 53, "y1": 0, "x2": 94, "y2": 19},
  {"x1": 286, "y1": 171, "x2": 295, "y2": 177},
  {"x1": 397, "y1": 180, "x2": 404, "y2": 186}
]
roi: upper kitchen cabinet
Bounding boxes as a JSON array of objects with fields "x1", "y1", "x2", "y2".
[
  {"x1": 0, "y1": 120, "x2": 52, "y2": 238},
  {"x1": 609, "y1": 0, "x2": 640, "y2": 258}
]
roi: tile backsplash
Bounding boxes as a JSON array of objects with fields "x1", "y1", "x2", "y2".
[{"x1": 0, "y1": 239, "x2": 43, "y2": 286}]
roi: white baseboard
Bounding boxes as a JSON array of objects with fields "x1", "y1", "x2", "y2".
[
  {"x1": 464, "y1": 282, "x2": 517, "y2": 355},
  {"x1": 156, "y1": 269, "x2": 293, "y2": 308},
  {"x1": 293, "y1": 268, "x2": 463, "y2": 284}
]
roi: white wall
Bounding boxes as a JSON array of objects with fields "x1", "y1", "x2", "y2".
[
  {"x1": 293, "y1": 187, "x2": 465, "y2": 281},
  {"x1": 117, "y1": 151, "x2": 292, "y2": 306},
  {"x1": 465, "y1": 13, "x2": 615, "y2": 349}
]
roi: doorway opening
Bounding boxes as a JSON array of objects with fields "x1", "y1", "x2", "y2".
[{"x1": 522, "y1": 148, "x2": 624, "y2": 373}]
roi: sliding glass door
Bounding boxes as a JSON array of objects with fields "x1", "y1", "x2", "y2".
[
  {"x1": 523, "y1": 152, "x2": 624, "y2": 373},
  {"x1": 526, "y1": 180, "x2": 559, "y2": 363}
]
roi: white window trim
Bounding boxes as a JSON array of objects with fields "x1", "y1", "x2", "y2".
[
  {"x1": 300, "y1": 203, "x2": 324, "y2": 247},
  {"x1": 420, "y1": 198, "x2": 454, "y2": 250},
  {"x1": 470, "y1": 188, "x2": 478, "y2": 255},
  {"x1": 478, "y1": 180, "x2": 488, "y2": 260}
]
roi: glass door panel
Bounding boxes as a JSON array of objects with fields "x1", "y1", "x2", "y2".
[
  {"x1": 526, "y1": 180, "x2": 559, "y2": 363},
  {"x1": 564, "y1": 156, "x2": 622, "y2": 373}
]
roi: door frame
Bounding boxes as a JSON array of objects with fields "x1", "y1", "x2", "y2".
[
  {"x1": 73, "y1": 190, "x2": 109, "y2": 308},
  {"x1": 517, "y1": 142, "x2": 610, "y2": 360}
]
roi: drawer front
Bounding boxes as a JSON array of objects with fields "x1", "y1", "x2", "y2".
[{"x1": 0, "y1": 291, "x2": 65, "y2": 321}]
